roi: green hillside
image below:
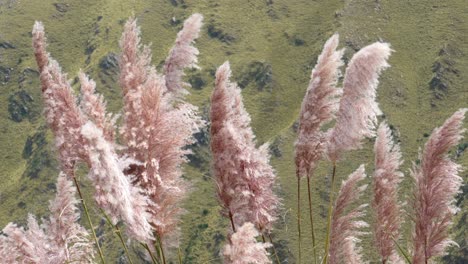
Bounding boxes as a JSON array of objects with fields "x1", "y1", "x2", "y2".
[{"x1": 0, "y1": 0, "x2": 467, "y2": 263}]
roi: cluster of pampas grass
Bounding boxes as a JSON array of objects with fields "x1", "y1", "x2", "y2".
[{"x1": 0, "y1": 14, "x2": 465, "y2": 264}]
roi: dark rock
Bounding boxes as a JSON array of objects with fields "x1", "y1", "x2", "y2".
[
  {"x1": 188, "y1": 72, "x2": 206, "y2": 90},
  {"x1": 18, "y1": 68, "x2": 39, "y2": 88},
  {"x1": 207, "y1": 21, "x2": 236, "y2": 44},
  {"x1": 17, "y1": 201, "x2": 26, "y2": 209},
  {"x1": 345, "y1": 39, "x2": 361, "y2": 51},
  {"x1": 429, "y1": 43, "x2": 461, "y2": 100},
  {"x1": 99, "y1": 52, "x2": 119, "y2": 74},
  {"x1": 85, "y1": 40, "x2": 96, "y2": 55},
  {"x1": 169, "y1": 0, "x2": 186, "y2": 7},
  {"x1": 456, "y1": 142, "x2": 467, "y2": 158},
  {"x1": 22, "y1": 129, "x2": 47, "y2": 159},
  {"x1": 269, "y1": 137, "x2": 283, "y2": 158},
  {"x1": 0, "y1": 41, "x2": 15, "y2": 49},
  {"x1": 291, "y1": 120, "x2": 299, "y2": 132},
  {"x1": 0, "y1": 66, "x2": 12, "y2": 83},
  {"x1": 53, "y1": 3, "x2": 70, "y2": 13},
  {"x1": 284, "y1": 32, "x2": 305, "y2": 46},
  {"x1": 170, "y1": 16, "x2": 181, "y2": 26},
  {"x1": 46, "y1": 183, "x2": 56, "y2": 191},
  {"x1": 8, "y1": 90, "x2": 39, "y2": 122},
  {"x1": 22, "y1": 128, "x2": 53, "y2": 179},
  {"x1": 237, "y1": 61, "x2": 273, "y2": 90}
]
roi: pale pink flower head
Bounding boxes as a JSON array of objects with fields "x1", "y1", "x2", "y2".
[
  {"x1": 137, "y1": 69, "x2": 203, "y2": 240},
  {"x1": 32, "y1": 21, "x2": 48, "y2": 79},
  {"x1": 164, "y1": 13, "x2": 203, "y2": 93},
  {"x1": 327, "y1": 42, "x2": 392, "y2": 162},
  {"x1": 118, "y1": 17, "x2": 152, "y2": 156},
  {"x1": 45, "y1": 172, "x2": 95, "y2": 263},
  {"x1": 0, "y1": 173, "x2": 94, "y2": 263},
  {"x1": 222, "y1": 222, "x2": 272, "y2": 264},
  {"x1": 33, "y1": 33, "x2": 88, "y2": 173},
  {"x1": 412, "y1": 109, "x2": 466, "y2": 263},
  {"x1": 329, "y1": 165, "x2": 368, "y2": 264},
  {"x1": 79, "y1": 70, "x2": 115, "y2": 142},
  {"x1": 372, "y1": 122, "x2": 404, "y2": 263},
  {"x1": 295, "y1": 34, "x2": 344, "y2": 178},
  {"x1": 81, "y1": 121, "x2": 153, "y2": 242},
  {"x1": 211, "y1": 62, "x2": 280, "y2": 233}
]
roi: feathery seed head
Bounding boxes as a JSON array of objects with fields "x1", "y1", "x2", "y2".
[{"x1": 327, "y1": 42, "x2": 392, "y2": 162}]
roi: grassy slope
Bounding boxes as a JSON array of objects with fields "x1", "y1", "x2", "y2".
[{"x1": 0, "y1": 0, "x2": 466, "y2": 263}]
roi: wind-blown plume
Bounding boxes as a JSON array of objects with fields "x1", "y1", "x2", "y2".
[
  {"x1": 211, "y1": 62, "x2": 280, "y2": 233},
  {"x1": 32, "y1": 27, "x2": 88, "y2": 173},
  {"x1": 45, "y1": 173, "x2": 95, "y2": 263},
  {"x1": 136, "y1": 69, "x2": 203, "y2": 240},
  {"x1": 327, "y1": 42, "x2": 392, "y2": 162},
  {"x1": 119, "y1": 17, "x2": 152, "y2": 157},
  {"x1": 81, "y1": 121, "x2": 153, "y2": 242},
  {"x1": 222, "y1": 222, "x2": 272, "y2": 264},
  {"x1": 79, "y1": 71, "x2": 115, "y2": 142},
  {"x1": 411, "y1": 109, "x2": 466, "y2": 263},
  {"x1": 329, "y1": 165, "x2": 368, "y2": 264},
  {"x1": 118, "y1": 17, "x2": 204, "y2": 242},
  {"x1": 32, "y1": 21, "x2": 48, "y2": 82},
  {"x1": 295, "y1": 33, "x2": 344, "y2": 178},
  {"x1": 0, "y1": 174, "x2": 94, "y2": 263},
  {"x1": 372, "y1": 122, "x2": 403, "y2": 263},
  {"x1": 163, "y1": 13, "x2": 203, "y2": 93}
]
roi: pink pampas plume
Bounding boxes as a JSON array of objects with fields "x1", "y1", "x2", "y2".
[
  {"x1": 0, "y1": 220, "x2": 48, "y2": 263},
  {"x1": 222, "y1": 222, "x2": 272, "y2": 264},
  {"x1": 32, "y1": 21, "x2": 48, "y2": 83},
  {"x1": 81, "y1": 121, "x2": 153, "y2": 242},
  {"x1": 45, "y1": 173, "x2": 95, "y2": 263},
  {"x1": 327, "y1": 42, "x2": 392, "y2": 162},
  {"x1": 411, "y1": 109, "x2": 466, "y2": 263},
  {"x1": 0, "y1": 174, "x2": 94, "y2": 263},
  {"x1": 163, "y1": 13, "x2": 203, "y2": 93},
  {"x1": 118, "y1": 17, "x2": 152, "y2": 157},
  {"x1": 372, "y1": 122, "x2": 404, "y2": 263},
  {"x1": 329, "y1": 165, "x2": 368, "y2": 264},
  {"x1": 210, "y1": 61, "x2": 280, "y2": 233},
  {"x1": 32, "y1": 22, "x2": 88, "y2": 173},
  {"x1": 79, "y1": 71, "x2": 115, "y2": 142},
  {"x1": 137, "y1": 69, "x2": 203, "y2": 240},
  {"x1": 295, "y1": 34, "x2": 344, "y2": 178},
  {"x1": 118, "y1": 17, "x2": 204, "y2": 243}
]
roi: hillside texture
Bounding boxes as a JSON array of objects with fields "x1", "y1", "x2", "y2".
[{"x1": 0, "y1": 0, "x2": 467, "y2": 263}]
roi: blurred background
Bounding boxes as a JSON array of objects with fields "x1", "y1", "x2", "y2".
[{"x1": 0, "y1": 0, "x2": 466, "y2": 262}]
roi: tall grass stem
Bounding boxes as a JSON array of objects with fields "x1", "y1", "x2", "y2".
[
  {"x1": 297, "y1": 178, "x2": 302, "y2": 264},
  {"x1": 322, "y1": 163, "x2": 337, "y2": 264},
  {"x1": 307, "y1": 176, "x2": 318, "y2": 264},
  {"x1": 72, "y1": 176, "x2": 106, "y2": 264}
]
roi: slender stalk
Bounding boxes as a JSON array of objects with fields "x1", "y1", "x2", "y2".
[
  {"x1": 322, "y1": 163, "x2": 337, "y2": 264},
  {"x1": 268, "y1": 233, "x2": 281, "y2": 264},
  {"x1": 306, "y1": 176, "x2": 318, "y2": 264},
  {"x1": 178, "y1": 247, "x2": 183, "y2": 264},
  {"x1": 141, "y1": 243, "x2": 160, "y2": 264},
  {"x1": 392, "y1": 237, "x2": 412, "y2": 264},
  {"x1": 72, "y1": 177, "x2": 106, "y2": 264},
  {"x1": 100, "y1": 210, "x2": 134, "y2": 264},
  {"x1": 297, "y1": 177, "x2": 302, "y2": 264},
  {"x1": 228, "y1": 210, "x2": 236, "y2": 232},
  {"x1": 262, "y1": 234, "x2": 266, "y2": 243},
  {"x1": 155, "y1": 232, "x2": 167, "y2": 264}
]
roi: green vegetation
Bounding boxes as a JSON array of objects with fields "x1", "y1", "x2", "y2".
[{"x1": 0, "y1": 0, "x2": 466, "y2": 262}]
